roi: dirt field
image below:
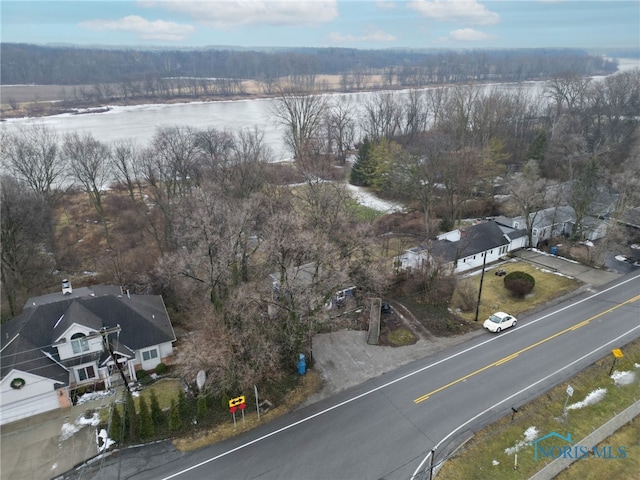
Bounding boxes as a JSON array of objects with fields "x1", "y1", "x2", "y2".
[{"x1": 0, "y1": 74, "x2": 391, "y2": 120}]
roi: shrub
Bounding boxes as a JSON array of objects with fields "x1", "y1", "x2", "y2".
[
  {"x1": 149, "y1": 389, "x2": 165, "y2": 427},
  {"x1": 136, "y1": 369, "x2": 148, "y2": 379},
  {"x1": 139, "y1": 396, "x2": 155, "y2": 439},
  {"x1": 169, "y1": 399, "x2": 182, "y2": 432},
  {"x1": 455, "y1": 281, "x2": 477, "y2": 312},
  {"x1": 109, "y1": 405, "x2": 123, "y2": 444},
  {"x1": 197, "y1": 395, "x2": 208, "y2": 421},
  {"x1": 155, "y1": 363, "x2": 167, "y2": 375},
  {"x1": 503, "y1": 271, "x2": 535, "y2": 298}
]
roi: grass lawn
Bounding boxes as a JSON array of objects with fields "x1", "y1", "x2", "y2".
[
  {"x1": 436, "y1": 339, "x2": 640, "y2": 480},
  {"x1": 135, "y1": 378, "x2": 182, "y2": 411},
  {"x1": 452, "y1": 259, "x2": 582, "y2": 323}
]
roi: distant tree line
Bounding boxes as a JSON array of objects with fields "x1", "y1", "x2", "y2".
[{"x1": 1, "y1": 43, "x2": 616, "y2": 88}]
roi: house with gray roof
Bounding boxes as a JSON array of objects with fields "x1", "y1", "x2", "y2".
[
  {"x1": 498, "y1": 205, "x2": 610, "y2": 248},
  {"x1": 0, "y1": 282, "x2": 176, "y2": 425},
  {"x1": 396, "y1": 220, "x2": 527, "y2": 274}
]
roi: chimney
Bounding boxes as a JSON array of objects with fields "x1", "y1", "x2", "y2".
[{"x1": 62, "y1": 279, "x2": 73, "y2": 295}]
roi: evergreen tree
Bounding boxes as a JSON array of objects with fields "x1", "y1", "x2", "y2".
[
  {"x1": 197, "y1": 394, "x2": 208, "y2": 422},
  {"x1": 109, "y1": 405, "x2": 123, "y2": 444},
  {"x1": 125, "y1": 392, "x2": 140, "y2": 442},
  {"x1": 350, "y1": 137, "x2": 373, "y2": 186},
  {"x1": 139, "y1": 396, "x2": 155, "y2": 439},
  {"x1": 528, "y1": 130, "x2": 548, "y2": 163},
  {"x1": 149, "y1": 389, "x2": 165, "y2": 427},
  {"x1": 369, "y1": 138, "x2": 401, "y2": 193},
  {"x1": 169, "y1": 399, "x2": 182, "y2": 432},
  {"x1": 177, "y1": 389, "x2": 190, "y2": 424}
]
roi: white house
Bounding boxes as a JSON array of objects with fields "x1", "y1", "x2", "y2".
[
  {"x1": 0, "y1": 282, "x2": 176, "y2": 426},
  {"x1": 396, "y1": 220, "x2": 527, "y2": 275}
]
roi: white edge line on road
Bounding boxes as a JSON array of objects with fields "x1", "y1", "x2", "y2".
[
  {"x1": 162, "y1": 274, "x2": 640, "y2": 480},
  {"x1": 410, "y1": 322, "x2": 640, "y2": 480}
]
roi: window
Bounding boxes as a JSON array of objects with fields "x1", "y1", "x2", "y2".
[
  {"x1": 142, "y1": 349, "x2": 158, "y2": 362},
  {"x1": 532, "y1": 228, "x2": 539, "y2": 236},
  {"x1": 76, "y1": 365, "x2": 96, "y2": 382},
  {"x1": 71, "y1": 333, "x2": 89, "y2": 354}
]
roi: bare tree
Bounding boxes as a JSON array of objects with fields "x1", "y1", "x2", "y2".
[
  {"x1": 439, "y1": 147, "x2": 481, "y2": 230},
  {"x1": 360, "y1": 92, "x2": 403, "y2": 141},
  {"x1": 569, "y1": 155, "x2": 603, "y2": 240},
  {"x1": 1, "y1": 124, "x2": 66, "y2": 205},
  {"x1": 545, "y1": 72, "x2": 591, "y2": 117},
  {"x1": 401, "y1": 89, "x2": 430, "y2": 139},
  {"x1": 139, "y1": 126, "x2": 202, "y2": 252},
  {"x1": 508, "y1": 160, "x2": 552, "y2": 247},
  {"x1": 63, "y1": 132, "x2": 113, "y2": 248},
  {"x1": 270, "y1": 84, "x2": 328, "y2": 162},
  {"x1": 110, "y1": 139, "x2": 142, "y2": 203},
  {"x1": 439, "y1": 85, "x2": 479, "y2": 147},
  {"x1": 1, "y1": 176, "x2": 55, "y2": 317},
  {"x1": 425, "y1": 86, "x2": 449, "y2": 129},
  {"x1": 325, "y1": 97, "x2": 356, "y2": 164}
]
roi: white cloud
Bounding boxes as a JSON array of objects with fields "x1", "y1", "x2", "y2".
[
  {"x1": 448, "y1": 27, "x2": 495, "y2": 42},
  {"x1": 328, "y1": 26, "x2": 397, "y2": 44},
  {"x1": 144, "y1": 1, "x2": 339, "y2": 28},
  {"x1": 80, "y1": 15, "x2": 195, "y2": 41},
  {"x1": 376, "y1": 1, "x2": 397, "y2": 9},
  {"x1": 408, "y1": 0, "x2": 500, "y2": 26}
]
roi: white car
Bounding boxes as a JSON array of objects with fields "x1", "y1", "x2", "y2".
[{"x1": 483, "y1": 311, "x2": 517, "y2": 333}]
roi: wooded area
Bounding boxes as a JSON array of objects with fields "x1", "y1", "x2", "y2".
[
  {"x1": 1, "y1": 44, "x2": 617, "y2": 118},
  {"x1": 1, "y1": 46, "x2": 639, "y2": 401}
]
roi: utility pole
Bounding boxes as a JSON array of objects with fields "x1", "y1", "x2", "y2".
[
  {"x1": 474, "y1": 252, "x2": 488, "y2": 322},
  {"x1": 99, "y1": 326, "x2": 131, "y2": 393}
]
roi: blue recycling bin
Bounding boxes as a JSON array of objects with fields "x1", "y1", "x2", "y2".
[
  {"x1": 298, "y1": 353, "x2": 306, "y2": 375},
  {"x1": 550, "y1": 246, "x2": 558, "y2": 255}
]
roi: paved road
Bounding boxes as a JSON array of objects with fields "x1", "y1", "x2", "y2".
[
  {"x1": 67, "y1": 269, "x2": 639, "y2": 480},
  {"x1": 2, "y1": 250, "x2": 634, "y2": 480}
]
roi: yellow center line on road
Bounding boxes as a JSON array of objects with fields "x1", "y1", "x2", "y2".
[{"x1": 413, "y1": 293, "x2": 640, "y2": 404}]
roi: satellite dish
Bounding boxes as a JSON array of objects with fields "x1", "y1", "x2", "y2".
[{"x1": 196, "y1": 370, "x2": 206, "y2": 391}]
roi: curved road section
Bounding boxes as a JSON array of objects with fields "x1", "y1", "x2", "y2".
[{"x1": 94, "y1": 273, "x2": 640, "y2": 480}]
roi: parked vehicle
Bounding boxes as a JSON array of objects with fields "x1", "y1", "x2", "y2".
[{"x1": 483, "y1": 311, "x2": 517, "y2": 332}]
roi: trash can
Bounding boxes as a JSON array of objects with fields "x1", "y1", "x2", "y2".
[
  {"x1": 297, "y1": 353, "x2": 306, "y2": 375},
  {"x1": 550, "y1": 246, "x2": 558, "y2": 255}
]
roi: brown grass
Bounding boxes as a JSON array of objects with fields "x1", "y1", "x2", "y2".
[
  {"x1": 451, "y1": 260, "x2": 582, "y2": 322},
  {"x1": 172, "y1": 370, "x2": 322, "y2": 451},
  {"x1": 0, "y1": 74, "x2": 394, "y2": 120}
]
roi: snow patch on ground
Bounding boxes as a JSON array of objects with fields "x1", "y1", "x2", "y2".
[
  {"x1": 504, "y1": 426, "x2": 538, "y2": 455},
  {"x1": 76, "y1": 389, "x2": 115, "y2": 405},
  {"x1": 530, "y1": 248, "x2": 580, "y2": 263},
  {"x1": 492, "y1": 459, "x2": 500, "y2": 466},
  {"x1": 615, "y1": 255, "x2": 628, "y2": 262},
  {"x1": 59, "y1": 412, "x2": 101, "y2": 443},
  {"x1": 97, "y1": 428, "x2": 115, "y2": 452},
  {"x1": 567, "y1": 388, "x2": 607, "y2": 410},
  {"x1": 611, "y1": 370, "x2": 636, "y2": 386},
  {"x1": 539, "y1": 268, "x2": 575, "y2": 279},
  {"x1": 345, "y1": 184, "x2": 405, "y2": 213}
]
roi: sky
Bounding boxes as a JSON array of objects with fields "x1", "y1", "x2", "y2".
[{"x1": 1, "y1": 1, "x2": 639, "y2": 51}]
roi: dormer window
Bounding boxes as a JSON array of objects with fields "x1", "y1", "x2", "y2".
[{"x1": 71, "y1": 333, "x2": 89, "y2": 354}]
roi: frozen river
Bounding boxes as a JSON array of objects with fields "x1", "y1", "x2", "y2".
[{"x1": 2, "y1": 58, "x2": 638, "y2": 162}]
